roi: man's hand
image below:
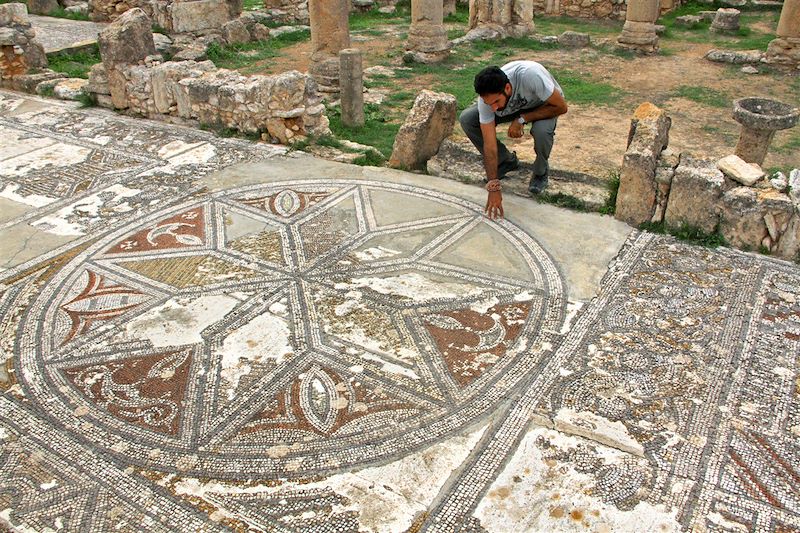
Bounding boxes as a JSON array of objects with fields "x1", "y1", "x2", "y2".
[
  {"x1": 485, "y1": 190, "x2": 504, "y2": 219},
  {"x1": 508, "y1": 120, "x2": 524, "y2": 139}
]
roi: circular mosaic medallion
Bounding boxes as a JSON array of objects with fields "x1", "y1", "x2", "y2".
[{"x1": 18, "y1": 180, "x2": 566, "y2": 479}]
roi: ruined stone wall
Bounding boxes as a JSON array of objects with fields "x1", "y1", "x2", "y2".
[
  {"x1": 84, "y1": 6, "x2": 329, "y2": 143},
  {"x1": 116, "y1": 61, "x2": 329, "y2": 143},
  {"x1": 616, "y1": 102, "x2": 800, "y2": 261},
  {"x1": 0, "y1": 2, "x2": 48, "y2": 85},
  {"x1": 90, "y1": 0, "x2": 242, "y2": 28},
  {"x1": 531, "y1": 0, "x2": 682, "y2": 20}
]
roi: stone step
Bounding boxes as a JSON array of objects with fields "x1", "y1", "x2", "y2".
[{"x1": 427, "y1": 138, "x2": 612, "y2": 211}]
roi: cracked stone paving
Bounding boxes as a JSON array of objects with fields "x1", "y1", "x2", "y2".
[{"x1": 0, "y1": 90, "x2": 799, "y2": 532}]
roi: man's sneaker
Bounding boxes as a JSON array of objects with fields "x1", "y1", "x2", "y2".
[
  {"x1": 497, "y1": 152, "x2": 519, "y2": 178},
  {"x1": 528, "y1": 174, "x2": 549, "y2": 194}
]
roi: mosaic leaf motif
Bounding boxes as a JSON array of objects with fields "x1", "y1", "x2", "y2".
[
  {"x1": 105, "y1": 206, "x2": 205, "y2": 254},
  {"x1": 424, "y1": 302, "x2": 531, "y2": 387},
  {"x1": 235, "y1": 189, "x2": 330, "y2": 218},
  {"x1": 63, "y1": 350, "x2": 192, "y2": 436},
  {"x1": 59, "y1": 270, "x2": 149, "y2": 345},
  {"x1": 239, "y1": 365, "x2": 415, "y2": 438}
]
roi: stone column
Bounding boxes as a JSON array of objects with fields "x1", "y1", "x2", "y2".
[
  {"x1": 617, "y1": 0, "x2": 659, "y2": 53},
  {"x1": 308, "y1": 0, "x2": 350, "y2": 94},
  {"x1": 766, "y1": 0, "x2": 800, "y2": 66},
  {"x1": 339, "y1": 48, "x2": 364, "y2": 128},
  {"x1": 468, "y1": 0, "x2": 534, "y2": 38},
  {"x1": 406, "y1": 0, "x2": 450, "y2": 63}
]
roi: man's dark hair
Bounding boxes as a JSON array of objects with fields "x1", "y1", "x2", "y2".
[{"x1": 474, "y1": 66, "x2": 509, "y2": 96}]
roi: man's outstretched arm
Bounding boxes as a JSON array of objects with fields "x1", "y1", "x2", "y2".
[{"x1": 481, "y1": 121, "x2": 504, "y2": 220}]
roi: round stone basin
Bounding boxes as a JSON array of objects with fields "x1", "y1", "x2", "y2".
[{"x1": 732, "y1": 97, "x2": 800, "y2": 131}]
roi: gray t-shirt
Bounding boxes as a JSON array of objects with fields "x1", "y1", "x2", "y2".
[{"x1": 477, "y1": 60, "x2": 563, "y2": 124}]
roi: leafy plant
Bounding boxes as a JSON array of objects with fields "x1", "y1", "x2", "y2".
[
  {"x1": 46, "y1": 6, "x2": 90, "y2": 20},
  {"x1": 639, "y1": 220, "x2": 728, "y2": 247},
  {"x1": 536, "y1": 191, "x2": 592, "y2": 211},
  {"x1": 599, "y1": 171, "x2": 620, "y2": 215},
  {"x1": 326, "y1": 104, "x2": 399, "y2": 158},
  {"x1": 48, "y1": 46, "x2": 101, "y2": 79},
  {"x1": 206, "y1": 29, "x2": 310, "y2": 71}
]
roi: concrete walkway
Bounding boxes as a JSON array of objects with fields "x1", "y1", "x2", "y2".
[{"x1": 1, "y1": 89, "x2": 799, "y2": 533}]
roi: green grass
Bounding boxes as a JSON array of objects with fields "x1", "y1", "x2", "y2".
[
  {"x1": 534, "y1": 15, "x2": 622, "y2": 36},
  {"x1": 199, "y1": 123, "x2": 262, "y2": 141},
  {"x1": 326, "y1": 103, "x2": 399, "y2": 158},
  {"x1": 639, "y1": 221, "x2": 728, "y2": 247},
  {"x1": 536, "y1": 192, "x2": 593, "y2": 211},
  {"x1": 242, "y1": 0, "x2": 261, "y2": 10},
  {"x1": 599, "y1": 171, "x2": 620, "y2": 215},
  {"x1": 349, "y1": 1, "x2": 411, "y2": 31},
  {"x1": 444, "y1": 3, "x2": 469, "y2": 25},
  {"x1": 47, "y1": 46, "x2": 101, "y2": 79},
  {"x1": 774, "y1": 130, "x2": 800, "y2": 155},
  {"x1": 46, "y1": 6, "x2": 90, "y2": 20},
  {"x1": 206, "y1": 29, "x2": 310, "y2": 71},
  {"x1": 549, "y1": 68, "x2": 624, "y2": 106},
  {"x1": 672, "y1": 85, "x2": 730, "y2": 108}
]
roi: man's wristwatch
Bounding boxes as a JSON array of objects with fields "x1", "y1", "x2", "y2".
[{"x1": 517, "y1": 116, "x2": 526, "y2": 125}]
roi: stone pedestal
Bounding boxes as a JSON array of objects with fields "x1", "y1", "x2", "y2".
[
  {"x1": 406, "y1": 0, "x2": 450, "y2": 63},
  {"x1": 339, "y1": 48, "x2": 364, "y2": 128},
  {"x1": 468, "y1": 0, "x2": 535, "y2": 39},
  {"x1": 766, "y1": 0, "x2": 800, "y2": 66},
  {"x1": 732, "y1": 97, "x2": 800, "y2": 166},
  {"x1": 711, "y1": 8, "x2": 740, "y2": 32},
  {"x1": 309, "y1": 0, "x2": 350, "y2": 94},
  {"x1": 617, "y1": 0, "x2": 659, "y2": 53}
]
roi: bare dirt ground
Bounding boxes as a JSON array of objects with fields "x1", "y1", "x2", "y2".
[{"x1": 260, "y1": 19, "x2": 799, "y2": 180}]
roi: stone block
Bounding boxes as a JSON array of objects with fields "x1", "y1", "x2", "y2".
[
  {"x1": 0, "y1": 3, "x2": 29, "y2": 26},
  {"x1": 717, "y1": 154, "x2": 764, "y2": 186},
  {"x1": 664, "y1": 157, "x2": 724, "y2": 234},
  {"x1": 719, "y1": 187, "x2": 793, "y2": 250},
  {"x1": 389, "y1": 89, "x2": 457, "y2": 171},
  {"x1": 675, "y1": 14, "x2": 702, "y2": 26},
  {"x1": 151, "y1": 60, "x2": 215, "y2": 114},
  {"x1": 27, "y1": 0, "x2": 59, "y2": 15},
  {"x1": 222, "y1": 19, "x2": 250, "y2": 44},
  {"x1": 98, "y1": 8, "x2": 155, "y2": 67},
  {"x1": 558, "y1": 31, "x2": 590, "y2": 47},
  {"x1": 776, "y1": 211, "x2": 800, "y2": 260},
  {"x1": 170, "y1": 0, "x2": 230, "y2": 33},
  {"x1": 705, "y1": 49, "x2": 763, "y2": 64},
  {"x1": 789, "y1": 169, "x2": 800, "y2": 204},
  {"x1": 0, "y1": 27, "x2": 15, "y2": 46},
  {"x1": 719, "y1": 187, "x2": 761, "y2": 249},
  {"x1": 615, "y1": 102, "x2": 671, "y2": 226}
]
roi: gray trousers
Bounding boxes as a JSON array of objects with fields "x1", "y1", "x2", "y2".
[{"x1": 459, "y1": 104, "x2": 557, "y2": 179}]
